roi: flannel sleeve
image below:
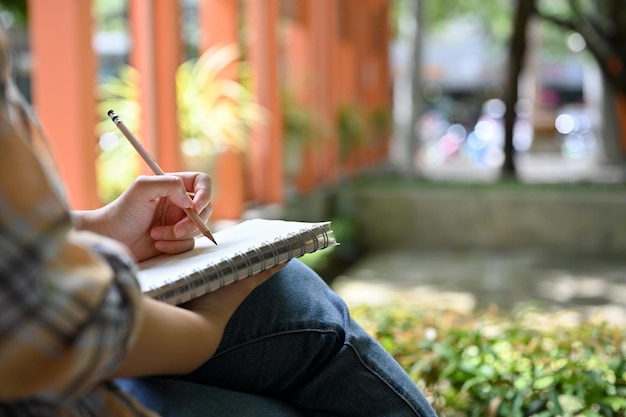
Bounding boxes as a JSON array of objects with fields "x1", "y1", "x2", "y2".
[{"x1": 0, "y1": 112, "x2": 144, "y2": 402}]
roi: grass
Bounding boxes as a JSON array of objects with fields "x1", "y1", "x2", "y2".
[{"x1": 351, "y1": 301, "x2": 626, "y2": 417}]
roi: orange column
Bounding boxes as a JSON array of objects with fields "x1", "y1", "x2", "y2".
[
  {"x1": 248, "y1": 0, "x2": 283, "y2": 205},
  {"x1": 311, "y1": 1, "x2": 332, "y2": 185},
  {"x1": 199, "y1": 0, "x2": 245, "y2": 219},
  {"x1": 376, "y1": 0, "x2": 392, "y2": 161},
  {"x1": 353, "y1": 0, "x2": 368, "y2": 169},
  {"x1": 363, "y1": 0, "x2": 378, "y2": 165},
  {"x1": 337, "y1": 0, "x2": 358, "y2": 175},
  {"x1": 317, "y1": 0, "x2": 340, "y2": 185},
  {"x1": 129, "y1": 0, "x2": 182, "y2": 173},
  {"x1": 365, "y1": 0, "x2": 391, "y2": 165},
  {"x1": 200, "y1": 0, "x2": 238, "y2": 48},
  {"x1": 291, "y1": 0, "x2": 319, "y2": 194},
  {"x1": 28, "y1": 0, "x2": 100, "y2": 209}
]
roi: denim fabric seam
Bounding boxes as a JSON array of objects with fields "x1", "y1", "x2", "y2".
[
  {"x1": 211, "y1": 327, "x2": 343, "y2": 360},
  {"x1": 344, "y1": 341, "x2": 425, "y2": 417}
]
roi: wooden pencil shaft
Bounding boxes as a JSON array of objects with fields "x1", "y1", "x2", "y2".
[
  {"x1": 108, "y1": 110, "x2": 164, "y2": 175},
  {"x1": 119, "y1": 123, "x2": 164, "y2": 175}
]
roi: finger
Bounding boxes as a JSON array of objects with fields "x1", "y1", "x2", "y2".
[
  {"x1": 132, "y1": 175, "x2": 194, "y2": 210},
  {"x1": 151, "y1": 203, "x2": 211, "y2": 240},
  {"x1": 154, "y1": 237, "x2": 196, "y2": 254},
  {"x1": 173, "y1": 203, "x2": 212, "y2": 238},
  {"x1": 191, "y1": 178, "x2": 212, "y2": 213},
  {"x1": 201, "y1": 201, "x2": 213, "y2": 219},
  {"x1": 151, "y1": 222, "x2": 195, "y2": 240},
  {"x1": 166, "y1": 172, "x2": 212, "y2": 213}
]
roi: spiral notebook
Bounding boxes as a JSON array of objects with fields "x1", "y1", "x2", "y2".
[{"x1": 137, "y1": 218, "x2": 337, "y2": 305}]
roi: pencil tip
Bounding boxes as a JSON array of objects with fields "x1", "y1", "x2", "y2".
[{"x1": 204, "y1": 231, "x2": 217, "y2": 245}]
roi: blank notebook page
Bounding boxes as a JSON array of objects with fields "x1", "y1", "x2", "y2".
[{"x1": 136, "y1": 218, "x2": 335, "y2": 296}]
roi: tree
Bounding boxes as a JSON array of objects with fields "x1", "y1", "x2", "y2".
[
  {"x1": 536, "y1": 0, "x2": 626, "y2": 95},
  {"x1": 397, "y1": 0, "x2": 626, "y2": 177},
  {"x1": 502, "y1": 0, "x2": 536, "y2": 178},
  {"x1": 535, "y1": 0, "x2": 626, "y2": 162},
  {"x1": 391, "y1": 0, "x2": 512, "y2": 175},
  {"x1": 499, "y1": 0, "x2": 626, "y2": 172}
]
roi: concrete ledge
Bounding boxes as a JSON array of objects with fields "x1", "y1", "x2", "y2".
[{"x1": 341, "y1": 186, "x2": 626, "y2": 255}]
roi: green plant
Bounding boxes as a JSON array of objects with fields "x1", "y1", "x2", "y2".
[
  {"x1": 336, "y1": 104, "x2": 366, "y2": 160},
  {"x1": 176, "y1": 43, "x2": 264, "y2": 154},
  {"x1": 281, "y1": 87, "x2": 333, "y2": 179},
  {"x1": 281, "y1": 87, "x2": 314, "y2": 179},
  {"x1": 95, "y1": 66, "x2": 141, "y2": 203},
  {"x1": 95, "y1": 43, "x2": 264, "y2": 203},
  {"x1": 281, "y1": 87, "x2": 316, "y2": 146},
  {"x1": 0, "y1": 0, "x2": 27, "y2": 25},
  {"x1": 369, "y1": 106, "x2": 392, "y2": 143},
  {"x1": 351, "y1": 303, "x2": 626, "y2": 417}
]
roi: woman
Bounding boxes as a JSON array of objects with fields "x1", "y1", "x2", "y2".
[{"x1": 0, "y1": 28, "x2": 437, "y2": 417}]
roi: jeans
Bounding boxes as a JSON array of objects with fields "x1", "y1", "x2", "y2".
[{"x1": 117, "y1": 259, "x2": 438, "y2": 417}]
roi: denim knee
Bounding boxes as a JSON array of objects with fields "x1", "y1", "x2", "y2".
[{"x1": 221, "y1": 259, "x2": 351, "y2": 345}]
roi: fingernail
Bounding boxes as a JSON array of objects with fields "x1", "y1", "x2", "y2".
[
  {"x1": 185, "y1": 195, "x2": 193, "y2": 209},
  {"x1": 173, "y1": 224, "x2": 190, "y2": 238}
]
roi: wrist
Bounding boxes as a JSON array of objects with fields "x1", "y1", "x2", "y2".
[
  {"x1": 71, "y1": 210, "x2": 89, "y2": 231},
  {"x1": 71, "y1": 208, "x2": 109, "y2": 236}
]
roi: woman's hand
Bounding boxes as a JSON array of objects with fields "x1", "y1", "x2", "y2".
[{"x1": 74, "y1": 172, "x2": 212, "y2": 262}]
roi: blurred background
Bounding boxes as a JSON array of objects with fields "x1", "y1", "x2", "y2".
[
  {"x1": 5, "y1": 1, "x2": 626, "y2": 414},
  {"x1": 3, "y1": 0, "x2": 626, "y2": 309}
]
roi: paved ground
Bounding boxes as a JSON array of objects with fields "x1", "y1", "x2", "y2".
[
  {"x1": 332, "y1": 151, "x2": 626, "y2": 323},
  {"x1": 331, "y1": 247, "x2": 626, "y2": 325},
  {"x1": 331, "y1": 151, "x2": 626, "y2": 324}
]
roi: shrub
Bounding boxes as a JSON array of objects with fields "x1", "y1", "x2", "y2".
[{"x1": 350, "y1": 303, "x2": 626, "y2": 417}]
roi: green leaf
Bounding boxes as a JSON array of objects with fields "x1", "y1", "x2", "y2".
[
  {"x1": 604, "y1": 396, "x2": 626, "y2": 412},
  {"x1": 533, "y1": 375, "x2": 556, "y2": 390},
  {"x1": 547, "y1": 390, "x2": 564, "y2": 415},
  {"x1": 581, "y1": 411, "x2": 602, "y2": 417},
  {"x1": 511, "y1": 389, "x2": 526, "y2": 417}
]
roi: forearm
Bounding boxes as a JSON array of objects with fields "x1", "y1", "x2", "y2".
[
  {"x1": 112, "y1": 296, "x2": 223, "y2": 378},
  {"x1": 115, "y1": 267, "x2": 283, "y2": 378}
]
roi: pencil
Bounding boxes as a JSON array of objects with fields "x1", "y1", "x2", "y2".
[{"x1": 107, "y1": 109, "x2": 217, "y2": 245}]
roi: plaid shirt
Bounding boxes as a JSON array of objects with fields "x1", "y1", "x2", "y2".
[{"x1": 0, "y1": 34, "x2": 158, "y2": 417}]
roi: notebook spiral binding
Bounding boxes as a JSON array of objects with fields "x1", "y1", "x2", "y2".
[{"x1": 153, "y1": 223, "x2": 334, "y2": 305}]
